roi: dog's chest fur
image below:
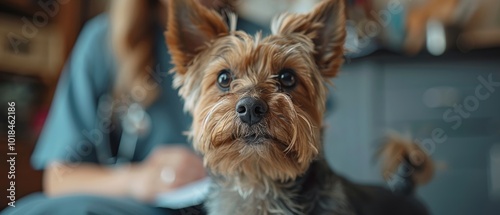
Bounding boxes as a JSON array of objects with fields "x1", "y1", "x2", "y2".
[{"x1": 205, "y1": 160, "x2": 356, "y2": 215}]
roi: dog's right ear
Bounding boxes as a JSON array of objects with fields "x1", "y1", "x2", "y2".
[{"x1": 165, "y1": 0, "x2": 229, "y2": 75}]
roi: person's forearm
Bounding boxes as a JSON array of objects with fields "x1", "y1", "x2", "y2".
[{"x1": 44, "y1": 162, "x2": 133, "y2": 197}]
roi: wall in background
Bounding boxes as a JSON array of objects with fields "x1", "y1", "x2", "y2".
[{"x1": 325, "y1": 49, "x2": 500, "y2": 215}]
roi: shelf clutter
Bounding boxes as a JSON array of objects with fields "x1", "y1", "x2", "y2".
[{"x1": 0, "y1": 0, "x2": 107, "y2": 209}]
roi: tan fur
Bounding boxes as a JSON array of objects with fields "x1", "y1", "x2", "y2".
[
  {"x1": 191, "y1": 32, "x2": 325, "y2": 182},
  {"x1": 165, "y1": 0, "x2": 230, "y2": 75},
  {"x1": 271, "y1": 0, "x2": 346, "y2": 78},
  {"x1": 166, "y1": 0, "x2": 346, "y2": 184},
  {"x1": 379, "y1": 135, "x2": 435, "y2": 185}
]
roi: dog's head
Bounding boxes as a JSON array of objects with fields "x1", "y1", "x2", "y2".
[{"x1": 165, "y1": 0, "x2": 346, "y2": 181}]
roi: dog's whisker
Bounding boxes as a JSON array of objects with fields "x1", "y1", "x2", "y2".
[{"x1": 202, "y1": 99, "x2": 227, "y2": 131}]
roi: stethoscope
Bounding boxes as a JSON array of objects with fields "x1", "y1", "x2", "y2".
[
  {"x1": 96, "y1": 94, "x2": 152, "y2": 165},
  {"x1": 95, "y1": 96, "x2": 213, "y2": 208}
]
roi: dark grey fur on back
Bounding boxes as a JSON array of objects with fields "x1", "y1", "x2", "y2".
[
  {"x1": 204, "y1": 157, "x2": 430, "y2": 215},
  {"x1": 205, "y1": 158, "x2": 354, "y2": 215}
]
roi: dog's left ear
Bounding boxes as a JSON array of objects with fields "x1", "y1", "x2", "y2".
[
  {"x1": 165, "y1": 0, "x2": 229, "y2": 75},
  {"x1": 272, "y1": 0, "x2": 346, "y2": 78}
]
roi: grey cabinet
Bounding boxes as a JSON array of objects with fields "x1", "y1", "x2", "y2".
[{"x1": 324, "y1": 50, "x2": 500, "y2": 215}]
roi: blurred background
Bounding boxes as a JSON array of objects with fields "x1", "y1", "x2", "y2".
[{"x1": 0, "y1": 0, "x2": 499, "y2": 214}]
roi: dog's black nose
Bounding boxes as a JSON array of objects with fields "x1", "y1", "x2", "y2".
[{"x1": 236, "y1": 97, "x2": 268, "y2": 125}]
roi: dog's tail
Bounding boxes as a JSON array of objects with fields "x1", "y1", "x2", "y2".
[{"x1": 377, "y1": 135, "x2": 434, "y2": 196}]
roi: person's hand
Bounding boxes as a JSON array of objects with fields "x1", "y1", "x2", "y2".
[{"x1": 125, "y1": 145, "x2": 206, "y2": 203}]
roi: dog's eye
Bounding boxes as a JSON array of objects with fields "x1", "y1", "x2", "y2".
[
  {"x1": 278, "y1": 68, "x2": 296, "y2": 88},
  {"x1": 217, "y1": 69, "x2": 232, "y2": 90}
]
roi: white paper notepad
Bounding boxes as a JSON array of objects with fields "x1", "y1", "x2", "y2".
[{"x1": 155, "y1": 177, "x2": 211, "y2": 209}]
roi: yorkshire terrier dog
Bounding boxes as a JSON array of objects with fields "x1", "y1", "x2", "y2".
[{"x1": 165, "y1": 0, "x2": 434, "y2": 214}]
